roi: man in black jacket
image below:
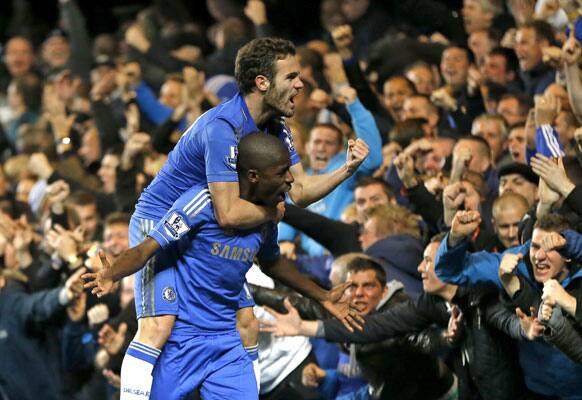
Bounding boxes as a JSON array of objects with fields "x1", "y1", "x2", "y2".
[
  {"x1": 262, "y1": 234, "x2": 527, "y2": 400},
  {"x1": 260, "y1": 254, "x2": 454, "y2": 400},
  {"x1": 0, "y1": 267, "x2": 85, "y2": 400}
]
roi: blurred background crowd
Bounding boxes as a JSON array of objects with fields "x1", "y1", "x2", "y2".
[{"x1": 1, "y1": 0, "x2": 582, "y2": 399}]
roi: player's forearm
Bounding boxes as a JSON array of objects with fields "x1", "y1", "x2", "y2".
[
  {"x1": 216, "y1": 197, "x2": 272, "y2": 229},
  {"x1": 290, "y1": 165, "x2": 351, "y2": 207},
  {"x1": 105, "y1": 238, "x2": 159, "y2": 282},
  {"x1": 261, "y1": 257, "x2": 328, "y2": 302}
]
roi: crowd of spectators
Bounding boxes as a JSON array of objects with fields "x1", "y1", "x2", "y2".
[{"x1": 1, "y1": 0, "x2": 582, "y2": 399}]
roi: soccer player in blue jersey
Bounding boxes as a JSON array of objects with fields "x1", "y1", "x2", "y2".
[
  {"x1": 86, "y1": 133, "x2": 358, "y2": 398},
  {"x1": 86, "y1": 37, "x2": 368, "y2": 398}
]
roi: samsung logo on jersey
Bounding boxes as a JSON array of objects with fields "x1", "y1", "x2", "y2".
[{"x1": 211, "y1": 243, "x2": 258, "y2": 261}]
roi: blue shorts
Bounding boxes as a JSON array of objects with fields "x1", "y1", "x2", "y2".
[
  {"x1": 130, "y1": 215, "x2": 180, "y2": 318},
  {"x1": 130, "y1": 214, "x2": 255, "y2": 318},
  {"x1": 150, "y1": 330, "x2": 257, "y2": 400}
]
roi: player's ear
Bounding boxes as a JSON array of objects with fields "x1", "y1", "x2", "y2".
[
  {"x1": 247, "y1": 169, "x2": 259, "y2": 183},
  {"x1": 255, "y1": 75, "x2": 270, "y2": 92}
]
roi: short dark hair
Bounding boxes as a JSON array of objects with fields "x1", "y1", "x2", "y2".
[
  {"x1": 458, "y1": 136, "x2": 491, "y2": 160},
  {"x1": 237, "y1": 131, "x2": 290, "y2": 173},
  {"x1": 311, "y1": 123, "x2": 343, "y2": 145},
  {"x1": 489, "y1": 47, "x2": 519, "y2": 76},
  {"x1": 235, "y1": 37, "x2": 296, "y2": 95},
  {"x1": 521, "y1": 20, "x2": 557, "y2": 46},
  {"x1": 13, "y1": 73, "x2": 42, "y2": 112},
  {"x1": 382, "y1": 75, "x2": 416, "y2": 94},
  {"x1": 104, "y1": 212, "x2": 130, "y2": 228},
  {"x1": 346, "y1": 256, "x2": 387, "y2": 287},
  {"x1": 355, "y1": 177, "x2": 394, "y2": 200},
  {"x1": 534, "y1": 214, "x2": 570, "y2": 232},
  {"x1": 499, "y1": 93, "x2": 534, "y2": 117},
  {"x1": 389, "y1": 119, "x2": 425, "y2": 149}
]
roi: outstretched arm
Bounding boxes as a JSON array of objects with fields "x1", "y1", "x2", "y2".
[
  {"x1": 288, "y1": 139, "x2": 369, "y2": 207},
  {"x1": 258, "y1": 254, "x2": 363, "y2": 332},
  {"x1": 83, "y1": 239, "x2": 160, "y2": 297}
]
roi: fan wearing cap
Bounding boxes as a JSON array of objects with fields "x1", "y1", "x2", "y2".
[{"x1": 498, "y1": 162, "x2": 539, "y2": 208}]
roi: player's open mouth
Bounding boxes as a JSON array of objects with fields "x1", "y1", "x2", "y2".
[{"x1": 315, "y1": 155, "x2": 327, "y2": 162}]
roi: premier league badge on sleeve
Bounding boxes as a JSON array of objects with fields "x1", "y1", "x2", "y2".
[
  {"x1": 163, "y1": 212, "x2": 189, "y2": 239},
  {"x1": 225, "y1": 145, "x2": 238, "y2": 170}
]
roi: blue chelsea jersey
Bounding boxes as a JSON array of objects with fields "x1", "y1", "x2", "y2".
[
  {"x1": 134, "y1": 93, "x2": 300, "y2": 220},
  {"x1": 148, "y1": 186, "x2": 280, "y2": 333}
]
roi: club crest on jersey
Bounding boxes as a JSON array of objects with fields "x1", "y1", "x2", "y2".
[
  {"x1": 225, "y1": 145, "x2": 238, "y2": 169},
  {"x1": 162, "y1": 287, "x2": 177, "y2": 303},
  {"x1": 163, "y1": 212, "x2": 189, "y2": 239}
]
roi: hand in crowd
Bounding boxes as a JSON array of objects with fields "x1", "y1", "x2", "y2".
[
  {"x1": 244, "y1": 0, "x2": 267, "y2": 26},
  {"x1": 444, "y1": 305, "x2": 464, "y2": 345},
  {"x1": 562, "y1": 26, "x2": 581, "y2": 66},
  {"x1": 28, "y1": 153, "x2": 54, "y2": 181},
  {"x1": 345, "y1": 138, "x2": 369, "y2": 175},
  {"x1": 279, "y1": 241, "x2": 297, "y2": 261},
  {"x1": 309, "y1": 88, "x2": 332, "y2": 110},
  {"x1": 394, "y1": 152, "x2": 418, "y2": 188},
  {"x1": 534, "y1": 93, "x2": 560, "y2": 128},
  {"x1": 331, "y1": 25, "x2": 354, "y2": 59},
  {"x1": 87, "y1": 304, "x2": 110, "y2": 327},
  {"x1": 451, "y1": 146, "x2": 472, "y2": 182},
  {"x1": 260, "y1": 298, "x2": 304, "y2": 337},
  {"x1": 542, "y1": 46, "x2": 563, "y2": 68},
  {"x1": 542, "y1": 279, "x2": 574, "y2": 310},
  {"x1": 82, "y1": 250, "x2": 115, "y2": 298},
  {"x1": 540, "y1": 231, "x2": 567, "y2": 253},
  {"x1": 537, "y1": 177, "x2": 560, "y2": 213},
  {"x1": 539, "y1": 300, "x2": 554, "y2": 322},
  {"x1": 323, "y1": 53, "x2": 348, "y2": 88},
  {"x1": 498, "y1": 253, "x2": 523, "y2": 297},
  {"x1": 64, "y1": 267, "x2": 88, "y2": 302},
  {"x1": 449, "y1": 210, "x2": 481, "y2": 246},
  {"x1": 45, "y1": 180, "x2": 70, "y2": 214},
  {"x1": 102, "y1": 369, "x2": 121, "y2": 389},
  {"x1": 121, "y1": 132, "x2": 151, "y2": 170},
  {"x1": 336, "y1": 86, "x2": 357, "y2": 105},
  {"x1": 530, "y1": 155, "x2": 575, "y2": 198},
  {"x1": 125, "y1": 23, "x2": 151, "y2": 53},
  {"x1": 90, "y1": 70, "x2": 117, "y2": 101},
  {"x1": 321, "y1": 281, "x2": 365, "y2": 332},
  {"x1": 46, "y1": 224, "x2": 81, "y2": 266},
  {"x1": 98, "y1": 322, "x2": 128, "y2": 355},
  {"x1": 301, "y1": 363, "x2": 327, "y2": 387},
  {"x1": 516, "y1": 307, "x2": 544, "y2": 340},
  {"x1": 66, "y1": 291, "x2": 87, "y2": 322},
  {"x1": 443, "y1": 182, "x2": 467, "y2": 221},
  {"x1": 430, "y1": 87, "x2": 457, "y2": 111},
  {"x1": 125, "y1": 103, "x2": 140, "y2": 136}
]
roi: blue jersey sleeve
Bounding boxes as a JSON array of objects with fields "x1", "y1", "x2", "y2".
[
  {"x1": 149, "y1": 186, "x2": 212, "y2": 249},
  {"x1": 201, "y1": 119, "x2": 240, "y2": 183},
  {"x1": 434, "y1": 233, "x2": 532, "y2": 288},
  {"x1": 257, "y1": 223, "x2": 281, "y2": 262}
]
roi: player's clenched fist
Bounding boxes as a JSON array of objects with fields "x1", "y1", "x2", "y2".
[{"x1": 346, "y1": 138, "x2": 369, "y2": 175}]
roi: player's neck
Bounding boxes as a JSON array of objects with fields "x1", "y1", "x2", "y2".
[{"x1": 244, "y1": 92, "x2": 277, "y2": 129}]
